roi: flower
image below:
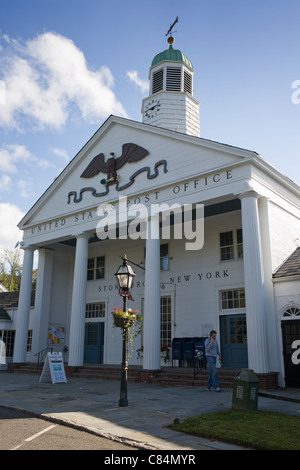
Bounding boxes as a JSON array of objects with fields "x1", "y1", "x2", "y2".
[
  {"x1": 111, "y1": 307, "x2": 143, "y2": 360},
  {"x1": 161, "y1": 344, "x2": 170, "y2": 363},
  {"x1": 111, "y1": 308, "x2": 139, "y2": 319}
]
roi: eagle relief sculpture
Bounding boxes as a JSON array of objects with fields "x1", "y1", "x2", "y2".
[
  {"x1": 80, "y1": 143, "x2": 149, "y2": 185},
  {"x1": 67, "y1": 142, "x2": 168, "y2": 203}
]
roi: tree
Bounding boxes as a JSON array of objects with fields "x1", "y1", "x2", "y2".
[{"x1": 0, "y1": 249, "x2": 22, "y2": 291}]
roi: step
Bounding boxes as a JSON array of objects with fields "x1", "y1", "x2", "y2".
[{"x1": 8, "y1": 363, "x2": 236, "y2": 388}]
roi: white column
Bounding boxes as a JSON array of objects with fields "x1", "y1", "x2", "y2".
[
  {"x1": 68, "y1": 233, "x2": 89, "y2": 367},
  {"x1": 32, "y1": 248, "x2": 54, "y2": 357},
  {"x1": 258, "y1": 197, "x2": 279, "y2": 372},
  {"x1": 240, "y1": 191, "x2": 269, "y2": 373},
  {"x1": 13, "y1": 246, "x2": 34, "y2": 363},
  {"x1": 143, "y1": 216, "x2": 161, "y2": 370}
]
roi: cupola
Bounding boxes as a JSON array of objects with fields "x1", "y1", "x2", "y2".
[{"x1": 142, "y1": 36, "x2": 200, "y2": 137}]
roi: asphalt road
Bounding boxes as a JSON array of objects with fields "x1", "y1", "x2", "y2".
[{"x1": 0, "y1": 407, "x2": 138, "y2": 451}]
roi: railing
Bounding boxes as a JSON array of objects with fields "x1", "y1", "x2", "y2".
[{"x1": 35, "y1": 347, "x2": 53, "y2": 369}]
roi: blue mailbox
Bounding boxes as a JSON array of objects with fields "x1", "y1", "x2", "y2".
[
  {"x1": 171, "y1": 338, "x2": 183, "y2": 366},
  {"x1": 182, "y1": 337, "x2": 194, "y2": 366}
]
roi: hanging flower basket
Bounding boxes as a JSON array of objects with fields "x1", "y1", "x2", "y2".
[
  {"x1": 111, "y1": 308, "x2": 142, "y2": 331},
  {"x1": 111, "y1": 308, "x2": 143, "y2": 359},
  {"x1": 113, "y1": 316, "x2": 135, "y2": 329}
]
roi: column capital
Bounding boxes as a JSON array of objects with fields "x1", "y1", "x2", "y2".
[
  {"x1": 238, "y1": 190, "x2": 260, "y2": 200},
  {"x1": 20, "y1": 244, "x2": 35, "y2": 251},
  {"x1": 38, "y1": 246, "x2": 54, "y2": 253},
  {"x1": 72, "y1": 232, "x2": 91, "y2": 240}
]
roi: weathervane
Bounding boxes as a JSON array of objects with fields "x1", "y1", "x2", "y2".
[{"x1": 165, "y1": 16, "x2": 178, "y2": 44}]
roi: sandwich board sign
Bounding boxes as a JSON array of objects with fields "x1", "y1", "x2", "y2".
[{"x1": 39, "y1": 352, "x2": 67, "y2": 384}]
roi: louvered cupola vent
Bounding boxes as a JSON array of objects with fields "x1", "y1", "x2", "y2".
[
  {"x1": 166, "y1": 67, "x2": 181, "y2": 91},
  {"x1": 152, "y1": 69, "x2": 164, "y2": 94},
  {"x1": 184, "y1": 70, "x2": 192, "y2": 94}
]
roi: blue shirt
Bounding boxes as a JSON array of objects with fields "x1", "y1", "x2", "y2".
[{"x1": 205, "y1": 337, "x2": 220, "y2": 357}]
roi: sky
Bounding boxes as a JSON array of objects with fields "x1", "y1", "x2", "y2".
[{"x1": 0, "y1": 0, "x2": 300, "y2": 255}]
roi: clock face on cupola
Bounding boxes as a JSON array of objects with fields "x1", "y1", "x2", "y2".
[
  {"x1": 144, "y1": 98, "x2": 161, "y2": 118},
  {"x1": 141, "y1": 17, "x2": 200, "y2": 137}
]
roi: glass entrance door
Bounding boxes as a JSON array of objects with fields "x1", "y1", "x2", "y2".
[{"x1": 220, "y1": 314, "x2": 248, "y2": 368}]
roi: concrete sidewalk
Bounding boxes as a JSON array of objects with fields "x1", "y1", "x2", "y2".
[{"x1": 0, "y1": 371, "x2": 299, "y2": 450}]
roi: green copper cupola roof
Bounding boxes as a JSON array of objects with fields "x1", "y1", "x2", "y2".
[{"x1": 151, "y1": 44, "x2": 193, "y2": 70}]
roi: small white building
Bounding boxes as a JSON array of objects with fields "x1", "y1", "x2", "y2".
[
  {"x1": 273, "y1": 246, "x2": 300, "y2": 386},
  {"x1": 6, "y1": 37, "x2": 300, "y2": 388}
]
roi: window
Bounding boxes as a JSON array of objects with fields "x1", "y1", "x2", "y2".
[
  {"x1": 0, "y1": 330, "x2": 31, "y2": 356},
  {"x1": 0, "y1": 330, "x2": 15, "y2": 357},
  {"x1": 220, "y1": 229, "x2": 243, "y2": 261},
  {"x1": 86, "y1": 302, "x2": 105, "y2": 319},
  {"x1": 283, "y1": 307, "x2": 300, "y2": 317},
  {"x1": 160, "y1": 296, "x2": 172, "y2": 349},
  {"x1": 237, "y1": 229, "x2": 243, "y2": 259},
  {"x1": 229, "y1": 316, "x2": 247, "y2": 344},
  {"x1": 87, "y1": 256, "x2": 105, "y2": 281},
  {"x1": 160, "y1": 244, "x2": 169, "y2": 271},
  {"x1": 221, "y1": 289, "x2": 246, "y2": 309},
  {"x1": 220, "y1": 231, "x2": 234, "y2": 260},
  {"x1": 140, "y1": 296, "x2": 172, "y2": 351}
]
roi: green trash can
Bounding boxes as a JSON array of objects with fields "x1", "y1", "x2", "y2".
[{"x1": 232, "y1": 368, "x2": 259, "y2": 411}]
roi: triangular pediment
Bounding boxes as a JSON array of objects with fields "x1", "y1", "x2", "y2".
[{"x1": 19, "y1": 115, "x2": 257, "y2": 230}]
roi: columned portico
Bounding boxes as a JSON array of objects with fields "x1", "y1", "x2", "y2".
[
  {"x1": 239, "y1": 191, "x2": 269, "y2": 373},
  {"x1": 68, "y1": 233, "x2": 89, "y2": 366},
  {"x1": 13, "y1": 246, "x2": 35, "y2": 363},
  {"x1": 143, "y1": 216, "x2": 161, "y2": 370}
]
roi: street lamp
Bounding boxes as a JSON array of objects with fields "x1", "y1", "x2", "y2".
[
  {"x1": 114, "y1": 255, "x2": 136, "y2": 407},
  {"x1": 115, "y1": 255, "x2": 136, "y2": 295}
]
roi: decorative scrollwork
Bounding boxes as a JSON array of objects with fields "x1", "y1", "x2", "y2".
[{"x1": 67, "y1": 160, "x2": 168, "y2": 204}]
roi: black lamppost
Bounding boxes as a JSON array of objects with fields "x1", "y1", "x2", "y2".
[{"x1": 114, "y1": 255, "x2": 135, "y2": 407}]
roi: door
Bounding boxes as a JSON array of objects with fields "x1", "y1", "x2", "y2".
[
  {"x1": 84, "y1": 323, "x2": 104, "y2": 364},
  {"x1": 282, "y1": 320, "x2": 300, "y2": 387},
  {"x1": 220, "y1": 314, "x2": 248, "y2": 368}
]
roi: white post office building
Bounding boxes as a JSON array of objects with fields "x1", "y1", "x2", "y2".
[{"x1": 3, "y1": 38, "x2": 300, "y2": 388}]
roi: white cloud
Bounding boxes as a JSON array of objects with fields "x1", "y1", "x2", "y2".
[
  {"x1": 0, "y1": 203, "x2": 24, "y2": 252},
  {"x1": 0, "y1": 175, "x2": 12, "y2": 191},
  {"x1": 0, "y1": 143, "x2": 56, "y2": 173},
  {"x1": 0, "y1": 32, "x2": 127, "y2": 130},
  {"x1": 51, "y1": 147, "x2": 70, "y2": 163},
  {"x1": 127, "y1": 70, "x2": 148, "y2": 94},
  {"x1": 17, "y1": 179, "x2": 33, "y2": 199},
  {"x1": 0, "y1": 144, "x2": 56, "y2": 201},
  {"x1": 0, "y1": 144, "x2": 35, "y2": 173}
]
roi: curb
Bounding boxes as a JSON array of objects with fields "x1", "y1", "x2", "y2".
[{"x1": 0, "y1": 403, "x2": 154, "y2": 450}]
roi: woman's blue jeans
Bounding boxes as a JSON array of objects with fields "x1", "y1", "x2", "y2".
[{"x1": 206, "y1": 356, "x2": 219, "y2": 389}]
